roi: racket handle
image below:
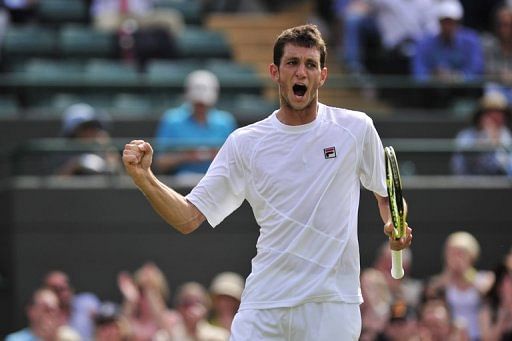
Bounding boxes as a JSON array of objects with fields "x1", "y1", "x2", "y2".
[{"x1": 391, "y1": 250, "x2": 404, "y2": 279}]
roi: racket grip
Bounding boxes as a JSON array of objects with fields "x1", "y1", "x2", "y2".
[{"x1": 391, "y1": 250, "x2": 404, "y2": 279}]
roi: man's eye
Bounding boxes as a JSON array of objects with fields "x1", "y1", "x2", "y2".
[{"x1": 307, "y1": 63, "x2": 317, "y2": 68}]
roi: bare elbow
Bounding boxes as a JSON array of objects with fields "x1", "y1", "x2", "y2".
[{"x1": 172, "y1": 219, "x2": 202, "y2": 235}]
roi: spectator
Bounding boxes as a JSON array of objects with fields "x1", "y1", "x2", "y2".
[
  {"x1": 483, "y1": 5, "x2": 512, "y2": 104},
  {"x1": 359, "y1": 268, "x2": 392, "y2": 341},
  {"x1": 373, "y1": 242, "x2": 424, "y2": 309},
  {"x1": 154, "y1": 70, "x2": 237, "y2": 177},
  {"x1": 90, "y1": 0, "x2": 183, "y2": 36},
  {"x1": 376, "y1": 298, "x2": 426, "y2": 341},
  {"x1": 90, "y1": 0, "x2": 183, "y2": 70},
  {"x1": 336, "y1": 0, "x2": 438, "y2": 76},
  {"x1": 117, "y1": 262, "x2": 180, "y2": 340},
  {"x1": 55, "y1": 103, "x2": 122, "y2": 176},
  {"x1": 412, "y1": 0, "x2": 484, "y2": 83},
  {"x1": 418, "y1": 296, "x2": 470, "y2": 341},
  {"x1": 208, "y1": 271, "x2": 244, "y2": 331},
  {"x1": 94, "y1": 301, "x2": 130, "y2": 341},
  {"x1": 451, "y1": 91, "x2": 512, "y2": 175},
  {"x1": 158, "y1": 281, "x2": 229, "y2": 341},
  {"x1": 479, "y1": 247, "x2": 512, "y2": 340},
  {"x1": 5, "y1": 287, "x2": 81, "y2": 341},
  {"x1": 425, "y1": 231, "x2": 494, "y2": 341},
  {"x1": 44, "y1": 270, "x2": 100, "y2": 341}
]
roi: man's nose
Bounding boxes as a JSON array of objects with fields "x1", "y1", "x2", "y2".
[{"x1": 295, "y1": 63, "x2": 306, "y2": 78}]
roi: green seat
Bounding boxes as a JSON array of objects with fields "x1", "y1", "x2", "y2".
[
  {"x1": 232, "y1": 94, "x2": 278, "y2": 123},
  {"x1": 2, "y1": 26, "x2": 58, "y2": 58},
  {"x1": 154, "y1": 0, "x2": 202, "y2": 25},
  {"x1": 206, "y1": 59, "x2": 263, "y2": 89},
  {"x1": 176, "y1": 28, "x2": 231, "y2": 59},
  {"x1": 37, "y1": 0, "x2": 88, "y2": 24},
  {"x1": 0, "y1": 95, "x2": 19, "y2": 118},
  {"x1": 146, "y1": 60, "x2": 203, "y2": 85},
  {"x1": 21, "y1": 59, "x2": 84, "y2": 82},
  {"x1": 85, "y1": 60, "x2": 139, "y2": 83},
  {"x1": 111, "y1": 93, "x2": 154, "y2": 117},
  {"x1": 60, "y1": 25, "x2": 116, "y2": 58}
]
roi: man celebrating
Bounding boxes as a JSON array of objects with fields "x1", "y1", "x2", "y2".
[{"x1": 123, "y1": 24, "x2": 412, "y2": 340}]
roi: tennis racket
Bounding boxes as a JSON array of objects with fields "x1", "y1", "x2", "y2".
[{"x1": 384, "y1": 146, "x2": 407, "y2": 279}]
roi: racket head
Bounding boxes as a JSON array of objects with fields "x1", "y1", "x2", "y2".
[{"x1": 384, "y1": 146, "x2": 405, "y2": 239}]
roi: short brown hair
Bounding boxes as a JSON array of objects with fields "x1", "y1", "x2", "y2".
[{"x1": 273, "y1": 24, "x2": 327, "y2": 68}]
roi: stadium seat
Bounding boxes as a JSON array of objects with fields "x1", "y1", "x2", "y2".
[
  {"x1": 205, "y1": 59, "x2": 264, "y2": 92},
  {"x1": 0, "y1": 95, "x2": 19, "y2": 118},
  {"x1": 60, "y1": 25, "x2": 116, "y2": 59},
  {"x1": 111, "y1": 93, "x2": 155, "y2": 117},
  {"x1": 37, "y1": 0, "x2": 88, "y2": 24},
  {"x1": 231, "y1": 94, "x2": 278, "y2": 124},
  {"x1": 154, "y1": 0, "x2": 202, "y2": 25},
  {"x1": 84, "y1": 59, "x2": 139, "y2": 83},
  {"x1": 20, "y1": 59, "x2": 84, "y2": 82},
  {"x1": 176, "y1": 27, "x2": 231, "y2": 59},
  {"x1": 146, "y1": 59, "x2": 203, "y2": 85},
  {"x1": 2, "y1": 26, "x2": 58, "y2": 58}
]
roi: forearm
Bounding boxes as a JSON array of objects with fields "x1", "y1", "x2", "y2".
[{"x1": 133, "y1": 170, "x2": 204, "y2": 234}]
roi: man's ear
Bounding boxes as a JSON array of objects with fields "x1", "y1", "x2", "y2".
[
  {"x1": 269, "y1": 63, "x2": 279, "y2": 82},
  {"x1": 319, "y1": 67, "x2": 328, "y2": 87}
]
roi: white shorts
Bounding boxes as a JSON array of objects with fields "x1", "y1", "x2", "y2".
[{"x1": 230, "y1": 301, "x2": 361, "y2": 341}]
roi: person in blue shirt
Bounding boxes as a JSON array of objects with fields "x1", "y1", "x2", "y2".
[
  {"x1": 412, "y1": 0, "x2": 483, "y2": 82},
  {"x1": 154, "y1": 70, "x2": 237, "y2": 176}
]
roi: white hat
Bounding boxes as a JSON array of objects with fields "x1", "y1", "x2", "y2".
[
  {"x1": 209, "y1": 272, "x2": 244, "y2": 301},
  {"x1": 185, "y1": 70, "x2": 219, "y2": 106},
  {"x1": 437, "y1": 1, "x2": 464, "y2": 20}
]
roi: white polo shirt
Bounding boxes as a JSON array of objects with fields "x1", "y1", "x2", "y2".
[{"x1": 186, "y1": 103, "x2": 387, "y2": 310}]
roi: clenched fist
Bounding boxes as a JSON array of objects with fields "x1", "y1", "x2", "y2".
[{"x1": 123, "y1": 140, "x2": 154, "y2": 181}]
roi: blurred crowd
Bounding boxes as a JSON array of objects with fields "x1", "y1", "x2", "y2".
[
  {"x1": 4, "y1": 231, "x2": 512, "y2": 341},
  {"x1": 6, "y1": 265, "x2": 244, "y2": 341},
  {"x1": 360, "y1": 231, "x2": 512, "y2": 341}
]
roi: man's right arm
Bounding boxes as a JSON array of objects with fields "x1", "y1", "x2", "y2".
[{"x1": 122, "y1": 140, "x2": 205, "y2": 234}]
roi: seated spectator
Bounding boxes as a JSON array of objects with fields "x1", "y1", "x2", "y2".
[
  {"x1": 418, "y1": 296, "x2": 470, "y2": 341},
  {"x1": 451, "y1": 91, "x2": 512, "y2": 175},
  {"x1": 154, "y1": 70, "x2": 237, "y2": 177},
  {"x1": 117, "y1": 262, "x2": 180, "y2": 340},
  {"x1": 376, "y1": 298, "x2": 426, "y2": 341},
  {"x1": 208, "y1": 271, "x2": 244, "y2": 332},
  {"x1": 94, "y1": 301, "x2": 130, "y2": 341},
  {"x1": 479, "y1": 247, "x2": 512, "y2": 340},
  {"x1": 55, "y1": 103, "x2": 122, "y2": 176},
  {"x1": 90, "y1": 0, "x2": 183, "y2": 70},
  {"x1": 482, "y1": 5, "x2": 512, "y2": 104},
  {"x1": 336, "y1": 0, "x2": 438, "y2": 76},
  {"x1": 5, "y1": 287, "x2": 81, "y2": 341},
  {"x1": 44, "y1": 270, "x2": 101, "y2": 341},
  {"x1": 413, "y1": 0, "x2": 483, "y2": 82},
  {"x1": 411, "y1": 0, "x2": 483, "y2": 108},
  {"x1": 359, "y1": 268, "x2": 392, "y2": 341},
  {"x1": 157, "y1": 281, "x2": 229, "y2": 341},
  {"x1": 425, "y1": 231, "x2": 494, "y2": 341},
  {"x1": 90, "y1": 0, "x2": 183, "y2": 37}
]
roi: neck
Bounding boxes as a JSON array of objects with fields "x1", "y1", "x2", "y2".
[{"x1": 276, "y1": 100, "x2": 319, "y2": 126}]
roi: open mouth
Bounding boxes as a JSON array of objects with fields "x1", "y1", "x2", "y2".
[{"x1": 293, "y1": 84, "x2": 307, "y2": 97}]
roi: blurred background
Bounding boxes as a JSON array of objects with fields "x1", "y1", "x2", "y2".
[{"x1": 1, "y1": 0, "x2": 512, "y2": 340}]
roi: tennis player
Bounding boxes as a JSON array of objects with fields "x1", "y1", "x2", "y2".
[{"x1": 123, "y1": 24, "x2": 412, "y2": 340}]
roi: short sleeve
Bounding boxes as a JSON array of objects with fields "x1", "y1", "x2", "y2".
[
  {"x1": 186, "y1": 133, "x2": 246, "y2": 227},
  {"x1": 358, "y1": 118, "x2": 387, "y2": 197}
]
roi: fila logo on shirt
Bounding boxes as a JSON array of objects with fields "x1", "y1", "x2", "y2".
[{"x1": 323, "y1": 146, "x2": 336, "y2": 159}]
